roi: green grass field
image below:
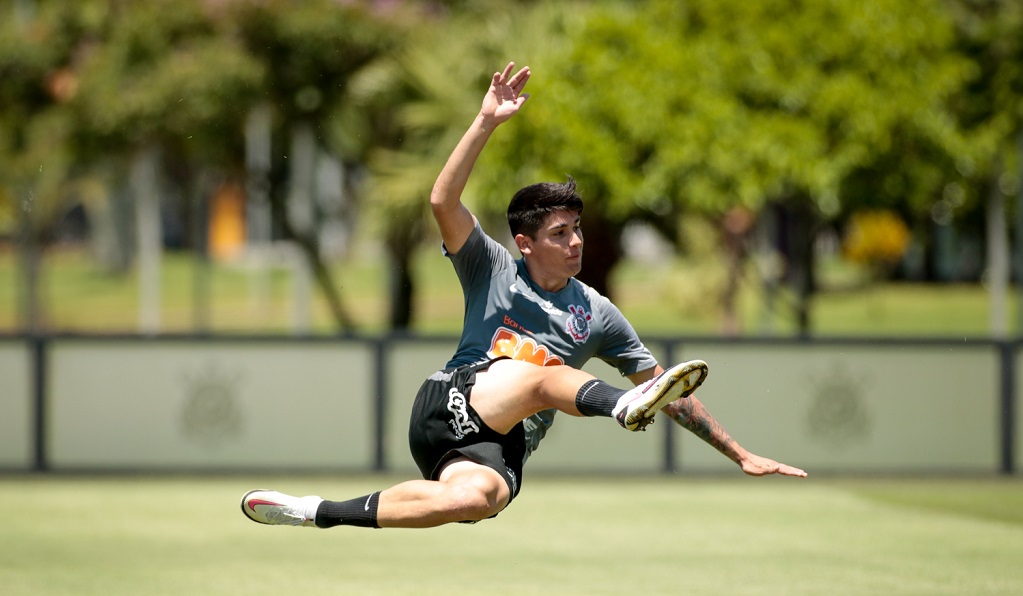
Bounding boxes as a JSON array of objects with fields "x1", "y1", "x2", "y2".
[{"x1": 3, "y1": 475, "x2": 1022, "y2": 595}]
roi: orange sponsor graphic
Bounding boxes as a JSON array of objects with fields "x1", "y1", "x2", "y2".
[{"x1": 489, "y1": 327, "x2": 564, "y2": 367}]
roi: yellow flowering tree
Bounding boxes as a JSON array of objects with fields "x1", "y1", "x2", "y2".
[{"x1": 842, "y1": 210, "x2": 911, "y2": 279}]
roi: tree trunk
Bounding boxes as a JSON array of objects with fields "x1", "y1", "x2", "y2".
[
  {"x1": 385, "y1": 203, "x2": 427, "y2": 331},
  {"x1": 721, "y1": 206, "x2": 755, "y2": 336},
  {"x1": 388, "y1": 249, "x2": 414, "y2": 330},
  {"x1": 577, "y1": 211, "x2": 621, "y2": 300},
  {"x1": 786, "y1": 198, "x2": 817, "y2": 337},
  {"x1": 17, "y1": 187, "x2": 42, "y2": 333},
  {"x1": 281, "y1": 122, "x2": 355, "y2": 333},
  {"x1": 756, "y1": 203, "x2": 783, "y2": 336},
  {"x1": 245, "y1": 103, "x2": 273, "y2": 319},
  {"x1": 190, "y1": 168, "x2": 215, "y2": 334}
]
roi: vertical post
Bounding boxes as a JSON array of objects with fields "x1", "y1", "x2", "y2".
[
  {"x1": 662, "y1": 341, "x2": 676, "y2": 474},
  {"x1": 1016, "y1": 130, "x2": 1023, "y2": 337},
  {"x1": 988, "y1": 175, "x2": 1008, "y2": 337},
  {"x1": 32, "y1": 336, "x2": 47, "y2": 472},
  {"x1": 132, "y1": 145, "x2": 162, "y2": 334},
  {"x1": 374, "y1": 338, "x2": 389, "y2": 472},
  {"x1": 1000, "y1": 341, "x2": 1015, "y2": 475},
  {"x1": 246, "y1": 104, "x2": 273, "y2": 317}
]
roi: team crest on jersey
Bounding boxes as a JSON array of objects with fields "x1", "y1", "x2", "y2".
[{"x1": 566, "y1": 305, "x2": 593, "y2": 343}]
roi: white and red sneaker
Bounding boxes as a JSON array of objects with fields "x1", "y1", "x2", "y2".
[
  {"x1": 612, "y1": 360, "x2": 709, "y2": 431},
  {"x1": 241, "y1": 489, "x2": 323, "y2": 527}
]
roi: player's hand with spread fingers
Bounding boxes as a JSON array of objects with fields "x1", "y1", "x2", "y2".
[
  {"x1": 739, "y1": 453, "x2": 808, "y2": 478},
  {"x1": 481, "y1": 62, "x2": 530, "y2": 125}
]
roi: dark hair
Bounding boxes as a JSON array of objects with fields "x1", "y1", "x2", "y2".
[{"x1": 506, "y1": 176, "x2": 584, "y2": 238}]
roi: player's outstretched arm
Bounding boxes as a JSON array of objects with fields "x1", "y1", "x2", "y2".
[
  {"x1": 661, "y1": 395, "x2": 808, "y2": 478},
  {"x1": 430, "y1": 62, "x2": 530, "y2": 254}
]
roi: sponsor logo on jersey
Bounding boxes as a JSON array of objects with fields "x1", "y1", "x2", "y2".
[
  {"x1": 566, "y1": 304, "x2": 592, "y2": 343},
  {"x1": 489, "y1": 327, "x2": 565, "y2": 367},
  {"x1": 446, "y1": 387, "x2": 479, "y2": 440}
]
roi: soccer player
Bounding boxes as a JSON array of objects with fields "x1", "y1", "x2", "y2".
[{"x1": 241, "y1": 62, "x2": 806, "y2": 530}]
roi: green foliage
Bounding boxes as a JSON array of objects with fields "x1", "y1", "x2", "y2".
[
  {"x1": 481, "y1": 0, "x2": 972, "y2": 225},
  {"x1": 1, "y1": 0, "x2": 1022, "y2": 332},
  {"x1": 940, "y1": 0, "x2": 1023, "y2": 222},
  {"x1": 228, "y1": 0, "x2": 398, "y2": 123},
  {"x1": 0, "y1": 1, "x2": 97, "y2": 232},
  {"x1": 353, "y1": 1, "x2": 534, "y2": 247},
  {"x1": 71, "y1": 1, "x2": 262, "y2": 158}
]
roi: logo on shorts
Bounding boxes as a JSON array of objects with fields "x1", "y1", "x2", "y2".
[
  {"x1": 506, "y1": 467, "x2": 519, "y2": 495},
  {"x1": 566, "y1": 305, "x2": 592, "y2": 343},
  {"x1": 446, "y1": 387, "x2": 480, "y2": 440}
]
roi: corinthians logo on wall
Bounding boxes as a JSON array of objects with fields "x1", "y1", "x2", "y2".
[
  {"x1": 805, "y1": 362, "x2": 871, "y2": 450},
  {"x1": 181, "y1": 362, "x2": 244, "y2": 448}
]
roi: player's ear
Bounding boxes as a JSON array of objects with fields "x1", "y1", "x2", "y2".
[{"x1": 514, "y1": 233, "x2": 532, "y2": 255}]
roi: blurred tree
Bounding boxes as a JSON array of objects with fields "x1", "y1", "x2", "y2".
[
  {"x1": 477, "y1": 0, "x2": 970, "y2": 335},
  {"x1": 67, "y1": 0, "x2": 263, "y2": 332},
  {"x1": 0, "y1": 0, "x2": 267, "y2": 332},
  {"x1": 0, "y1": 0, "x2": 151, "y2": 330},
  {"x1": 0, "y1": 0, "x2": 72, "y2": 331},
  {"x1": 227, "y1": 0, "x2": 406, "y2": 332},
  {"x1": 941, "y1": 0, "x2": 1023, "y2": 335},
  {"x1": 350, "y1": 0, "x2": 544, "y2": 330}
]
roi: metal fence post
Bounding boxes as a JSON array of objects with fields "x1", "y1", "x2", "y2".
[
  {"x1": 1001, "y1": 340, "x2": 1016, "y2": 475},
  {"x1": 662, "y1": 340, "x2": 676, "y2": 474},
  {"x1": 374, "y1": 338, "x2": 388, "y2": 472},
  {"x1": 31, "y1": 335, "x2": 47, "y2": 472}
]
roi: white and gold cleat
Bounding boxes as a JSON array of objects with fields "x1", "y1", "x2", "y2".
[{"x1": 612, "y1": 360, "x2": 708, "y2": 431}]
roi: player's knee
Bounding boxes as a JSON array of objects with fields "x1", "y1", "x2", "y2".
[{"x1": 443, "y1": 483, "x2": 503, "y2": 521}]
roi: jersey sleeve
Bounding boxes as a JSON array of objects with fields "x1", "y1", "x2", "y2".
[
  {"x1": 444, "y1": 220, "x2": 513, "y2": 292},
  {"x1": 591, "y1": 291, "x2": 658, "y2": 377}
]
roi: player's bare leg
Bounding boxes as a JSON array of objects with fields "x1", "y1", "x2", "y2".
[
  {"x1": 470, "y1": 358, "x2": 708, "y2": 433},
  {"x1": 468, "y1": 359, "x2": 596, "y2": 433},
  {"x1": 240, "y1": 359, "x2": 709, "y2": 529},
  {"x1": 374, "y1": 458, "x2": 510, "y2": 528}
]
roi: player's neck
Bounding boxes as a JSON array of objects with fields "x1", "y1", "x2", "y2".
[{"x1": 522, "y1": 257, "x2": 570, "y2": 293}]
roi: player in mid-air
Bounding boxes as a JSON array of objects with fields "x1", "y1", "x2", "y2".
[{"x1": 241, "y1": 62, "x2": 807, "y2": 530}]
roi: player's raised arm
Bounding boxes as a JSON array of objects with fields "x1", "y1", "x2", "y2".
[{"x1": 430, "y1": 62, "x2": 530, "y2": 254}]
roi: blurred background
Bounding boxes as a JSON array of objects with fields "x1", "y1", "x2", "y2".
[{"x1": 1, "y1": 0, "x2": 1022, "y2": 476}]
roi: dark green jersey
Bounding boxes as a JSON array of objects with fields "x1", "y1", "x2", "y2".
[{"x1": 444, "y1": 222, "x2": 657, "y2": 459}]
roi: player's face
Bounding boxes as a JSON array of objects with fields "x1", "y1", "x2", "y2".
[{"x1": 517, "y1": 209, "x2": 583, "y2": 291}]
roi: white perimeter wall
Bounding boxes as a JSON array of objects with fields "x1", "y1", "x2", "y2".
[{"x1": 0, "y1": 338, "x2": 1015, "y2": 475}]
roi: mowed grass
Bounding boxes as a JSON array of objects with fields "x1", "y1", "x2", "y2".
[{"x1": 1, "y1": 476, "x2": 1022, "y2": 595}]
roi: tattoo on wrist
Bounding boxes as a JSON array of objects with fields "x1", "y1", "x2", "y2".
[{"x1": 664, "y1": 399, "x2": 737, "y2": 456}]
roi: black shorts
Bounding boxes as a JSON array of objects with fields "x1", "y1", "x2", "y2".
[{"x1": 408, "y1": 357, "x2": 525, "y2": 503}]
